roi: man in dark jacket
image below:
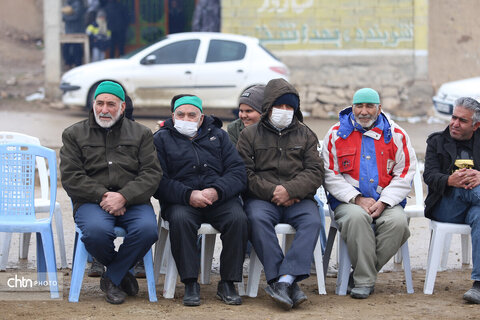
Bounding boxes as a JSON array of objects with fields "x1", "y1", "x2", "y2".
[
  {"x1": 153, "y1": 95, "x2": 248, "y2": 307},
  {"x1": 236, "y1": 78, "x2": 324, "y2": 310},
  {"x1": 424, "y1": 97, "x2": 480, "y2": 304},
  {"x1": 60, "y1": 81, "x2": 162, "y2": 304}
]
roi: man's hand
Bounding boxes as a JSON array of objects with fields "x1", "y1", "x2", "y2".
[
  {"x1": 448, "y1": 168, "x2": 470, "y2": 188},
  {"x1": 463, "y1": 169, "x2": 480, "y2": 189},
  {"x1": 100, "y1": 192, "x2": 127, "y2": 214},
  {"x1": 271, "y1": 185, "x2": 291, "y2": 206},
  {"x1": 354, "y1": 196, "x2": 376, "y2": 215},
  {"x1": 201, "y1": 188, "x2": 219, "y2": 204},
  {"x1": 189, "y1": 190, "x2": 212, "y2": 208},
  {"x1": 368, "y1": 201, "x2": 386, "y2": 218},
  {"x1": 281, "y1": 198, "x2": 301, "y2": 207},
  {"x1": 110, "y1": 207, "x2": 126, "y2": 216}
]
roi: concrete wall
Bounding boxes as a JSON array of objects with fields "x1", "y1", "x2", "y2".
[
  {"x1": 223, "y1": 0, "x2": 432, "y2": 117},
  {"x1": 0, "y1": 0, "x2": 43, "y2": 38},
  {"x1": 429, "y1": 0, "x2": 480, "y2": 90}
]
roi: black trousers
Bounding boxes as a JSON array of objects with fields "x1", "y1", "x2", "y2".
[{"x1": 164, "y1": 197, "x2": 248, "y2": 283}]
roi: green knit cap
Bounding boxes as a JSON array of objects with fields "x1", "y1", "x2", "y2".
[
  {"x1": 352, "y1": 88, "x2": 380, "y2": 104},
  {"x1": 173, "y1": 95, "x2": 203, "y2": 113},
  {"x1": 94, "y1": 81, "x2": 125, "y2": 101}
]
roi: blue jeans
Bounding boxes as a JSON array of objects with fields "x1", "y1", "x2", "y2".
[
  {"x1": 432, "y1": 186, "x2": 480, "y2": 280},
  {"x1": 75, "y1": 203, "x2": 158, "y2": 285},
  {"x1": 244, "y1": 198, "x2": 321, "y2": 283}
]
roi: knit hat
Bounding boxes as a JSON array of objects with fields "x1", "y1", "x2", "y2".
[
  {"x1": 273, "y1": 93, "x2": 299, "y2": 111},
  {"x1": 352, "y1": 88, "x2": 380, "y2": 105},
  {"x1": 94, "y1": 81, "x2": 125, "y2": 101},
  {"x1": 173, "y1": 95, "x2": 203, "y2": 113},
  {"x1": 238, "y1": 85, "x2": 265, "y2": 113}
]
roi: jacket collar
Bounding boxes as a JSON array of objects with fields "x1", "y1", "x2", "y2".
[{"x1": 337, "y1": 106, "x2": 392, "y2": 143}]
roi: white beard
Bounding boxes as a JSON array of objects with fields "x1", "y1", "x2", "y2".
[{"x1": 94, "y1": 106, "x2": 123, "y2": 128}]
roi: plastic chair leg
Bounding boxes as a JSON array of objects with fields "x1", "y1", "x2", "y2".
[
  {"x1": 38, "y1": 230, "x2": 60, "y2": 299},
  {"x1": 153, "y1": 225, "x2": 168, "y2": 285},
  {"x1": 143, "y1": 249, "x2": 158, "y2": 302},
  {"x1": 0, "y1": 232, "x2": 12, "y2": 270},
  {"x1": 313, "y1": 237, "x2": 326, "y2": 294},
  {"x1": 69, "y1": 233, "x2": 89, "y2": 302},
  {"x1": 53, "y1": 203, "x2": 67, "y2": 269},
  {"x1": 401, "y1": 241, "x2": 414, "y2": 293},
  {"x1": 246, "y1": 248, "x2": 263, "y2": 297},
  {"x1": 323, "y1": 226, "x2": 337, "y2": 280},
  {"x1": 424, "y1": 227, "x2": 445, "y2": 294},
  {"x1": 440, "y1": 233, "x2": 452, "y2": 270},
  {"x1": 163, "y1": 237, "x2": 178, "y2": 299},
  {"x1": 19, "y1": 233, "x2": 31, "y2": 259},
  {"x1": 336, "y1": 236, "x2": 351, "y2": 295},
  {"x1": 461, "y1": 234, "x2": 471, "y2": 265},
  {"x1": 200, "y1": 234, "x2": 216, "y2": 285}
]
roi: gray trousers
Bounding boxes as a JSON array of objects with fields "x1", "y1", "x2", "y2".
[{"x1": 334, "y1": 203, "x2": 410, "y2": 287}]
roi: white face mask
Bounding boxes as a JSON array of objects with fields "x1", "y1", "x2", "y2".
[
  {"x1": 270, "y1": 108, "x2": 294, "y2": 129},
  {"x1": 174, "y1": 119, "x2": 199, "y2": 137}
]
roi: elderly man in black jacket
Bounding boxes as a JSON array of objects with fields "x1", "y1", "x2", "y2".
[
  {"x1": 153, "y1": 95, "x2": 248, "y2": 307},
  {"x1": 424, "y1": 97, "x2": 480, "y2": 304}
]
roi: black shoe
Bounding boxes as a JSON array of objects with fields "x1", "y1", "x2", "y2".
[
  {"x1": 350, "y1": 286, "x2": 375, "y2": 299},
  {"x1": 464, "y1": 285, "x2": 480, "y2": 304},
  {"x1": 100, "y1": 275, "x2": 127, "y2": 304},
  {"x1": 264, "y1": 281, "x2": 293, "y2": 310},
  {"x1": 88, "y1": 258, "x2": 105, "y2": 277},
  {"x1": 289, "y1": 282, "x2": 307, "y2": 308},
  {"x1": 134, "y1": 260, "x2": 146, "y2": 278},
  {"x1": 216, "y1": 280, "x2": 242, "y2": 305},
  {"x1": 120, "y1": 271, "x2": 139, "y2": 296},
  {"x1": 183, "y1": 282, "x2": 201, "y2": 306}
]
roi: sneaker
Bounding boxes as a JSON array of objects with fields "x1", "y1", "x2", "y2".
[
  {"x1": 216, "y1": 280, "x2": 242, "y2": 305},
  {"x1": 350, "y1": 286, "x2": 374, "y2": 299},
  {"x1": 87, "y1": 258, "x2": 105, "y2": 277},
  {"x1": 134, "y1": 260, "x2": 146, "y2": 278},
  {"x1": 464, "y1": 287, "x2": 480, "y2": 304},
  {"x1": 100, "y1": 275, "x2": 127, "y2": 304},
  {"x1": 264, "y1": 281, "x2": 293, "y2": 310},
  {"x1": 120, "y1": 271, "x2": 139, "y2": 296},
  {"x1": 289, "y1": 282, "x2": 307, "y2": 308},
  {"x1": 183, "y1": 282, "x2": 201, "y2": 306}
]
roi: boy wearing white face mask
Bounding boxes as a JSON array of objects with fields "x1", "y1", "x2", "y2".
[
  {"x1": 237, "y1": 78, "x2": 325, "y2": 310},
  {"x1": 153, "y1": 95, "x2": 248, "y2": 307}
]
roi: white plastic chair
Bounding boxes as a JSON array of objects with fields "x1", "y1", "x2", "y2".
[
  {"x1": 0, "y1": 143, "x2": 60, "y2": 298},
  {"x1": 245, "y1": 223, "x2": 326, "y2": 297},
  {"x1": 153, "y1": 219, "x2": 245, "y2": 298},
  {"x1": 0, "y1": 131, "x2": 67, "y2": 270},
  {"x1": 423, "y1": 220, "x2": 471, "y2": 294},
  {"x1": 327, "y1": 212, "x2": 414, "y2": 295}
]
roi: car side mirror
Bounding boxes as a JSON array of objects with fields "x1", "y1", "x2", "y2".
[{"x1": 143, "y1": 55, "x2": 156, "y2": 65}]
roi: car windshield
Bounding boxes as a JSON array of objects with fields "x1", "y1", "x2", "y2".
[{"x1": 120, "y1": 37, "x2": 167, "y2": 59}]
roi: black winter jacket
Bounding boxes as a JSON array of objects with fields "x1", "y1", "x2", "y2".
[
  {"x1": 423, "y1": 127, "x2": 480, "y2": 219},
  {"x1": 153, "y1": 115, "x2": 247, "y2": 209}
]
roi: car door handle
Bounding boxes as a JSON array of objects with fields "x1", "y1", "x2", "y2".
[
  {"x1": 185, "y1": 70, "x2": 192, "y2": 75},
  {"x1": 236, "y1": 69, "x2": 244, "y2": 73}
]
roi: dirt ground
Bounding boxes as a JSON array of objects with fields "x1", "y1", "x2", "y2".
[{"x1": 1, "y1": 25, "x2": 479, "y2": 320}]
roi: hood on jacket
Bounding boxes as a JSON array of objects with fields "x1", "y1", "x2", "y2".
[
  {"x1": 261, "y1": 78, "x2": 303, "y2": 122},
  {"x1": 337, "y1": 106, "x2": 392, "y2": 143}
]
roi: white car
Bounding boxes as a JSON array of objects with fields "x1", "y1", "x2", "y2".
[
  {"x1": 60, "y1": 32, "x2": 289, "y2": 110},
  {"x1": 432, "y1": 77, "x2": 480, "y2": 118}
]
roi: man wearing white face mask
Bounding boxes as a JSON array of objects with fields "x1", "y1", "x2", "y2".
[
  {"x1": 237, "y1": 78, "x2": 324, "y2": 310},
  {"x1": 153, "y1": 95, "x2": 248, "y2": 307}
]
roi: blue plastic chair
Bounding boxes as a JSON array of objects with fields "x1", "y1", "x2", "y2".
[
  {"x1": 0, "y1": 143, "x2": 59, "y2": 298},
  {"x1": 69, "y1": 225, "x2": 157, "y2": 302}
]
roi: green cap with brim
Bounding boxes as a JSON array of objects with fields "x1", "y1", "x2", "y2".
[
  {"x1": 173, "y1": 95, "x2": 203, "y2": 113},
  {"x1": 94, "y1": 81, "x2": 125, "y2": 101},
  {"x1": 353, "y1": 88, "x2": 380, "y2": 104}
]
